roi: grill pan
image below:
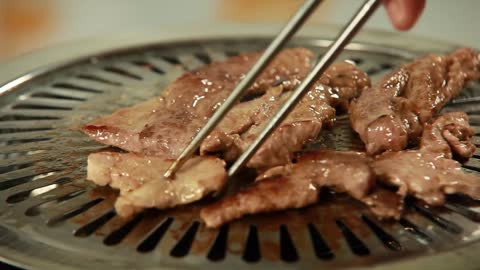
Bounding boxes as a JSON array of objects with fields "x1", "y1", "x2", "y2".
[{"x1": 1, "y1": 25, "x2": 480, "y2": 270}]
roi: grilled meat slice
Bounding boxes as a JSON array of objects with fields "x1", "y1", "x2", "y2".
[
  {"x1": 87, "y1": 152, "x2": 227, "y2": 217},
  {"x1": 372, "y1": 150, "x2": 480, "y2": 206},
  {"x1": 200, "y1": 176, "x2": 318, "y2": 228},
  {"x1": 350, "y1": 48, "x2": 480, "y2": 155},
  {"x1": 371, "y1": 111, "x2": 478, "y2": 207},
  {"x1": 420, "y1": 112, "x2": 475, "y2": 159},
  {"x1": 200, "y1": 86, "x2": 333, "y2": 169},
  {"x1": 201, "y1": 111, "x2": 479, "y2": 227},
  {"x1": 201, "y1": 151, "x2": 374, "y2": 228},
  {"x1": 82, "y1": 48, "x2": 314, "y2": 157},
  {"x1": 200, "y1": 61, "x2": 370, "y2": 169}
]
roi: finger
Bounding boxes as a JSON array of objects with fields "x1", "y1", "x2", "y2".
[{"x1": 383, "y1": 0, "x2": 426, "y2": 31}]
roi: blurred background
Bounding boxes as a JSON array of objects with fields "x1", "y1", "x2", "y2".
[{"x1": 0, "y1": 0, "x2": 478, "y2": 61}]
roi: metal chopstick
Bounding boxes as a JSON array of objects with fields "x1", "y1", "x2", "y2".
[
  {"x1": 228, "y1": 0, "x2": 380, "y2": 177},
  {"x1": 165, "y1": 0, "x2": 380, "y2": 179},
  {"x1": 164, "y1": 0, "x2": 324, "y2": 178}
]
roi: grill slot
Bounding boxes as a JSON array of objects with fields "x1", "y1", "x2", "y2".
[
  {"x1": 242, "y1": 225, "x2": 261, "y2": 262},
  {"x1": 206, "y1": 224, "x2": 229, "y2": 261},
  {"x1": 73, "y1": 209, "x2": 116, "y2": 237},
  {"x1": 445, "y1": 202, "x2": 480, "y2": 222},
  {"x1": 24, "y1": 187, "x2": 86, "y2": 216},
  {"x1": 0, "y1": 167, "x2": 59, "y2": 188},
  {"x1": 0, "y1": 37, "x2": 480, "y2": 269},
  {"x1": 84, "y1": 68, "x2": 140, "y2": 85},
  {"x1": 0, "y1": 111, "x2": 62, "y2": 120},
  {"x1": 144, "y1": 57, "x2": 180, "y2": 73},
  {"x1": 0, "y1": 142, "x2": 55, "y2": 156},
  {"x1": 0, "y1": 130, "x2": 56, "y2": 142},
  {"x1": 0, "y1": 119, "x2": 58, "y2": 130},
  {"x1": 52, "y1": 81, "x2": 105, "y2": 93},
  {"x1": 194, "y1": 52, "x2": 213, "y2": 65},
  {"x1": 411, "y1": 203, "x2": 463, "y2": 234},
  {"x1": 308, "y1": 223, "x2": 335, "y2": 260},
  {"x1": 75, "y1": 74, "x2": 123, "y2": 86},
  {"x1": 0, "y1": 157, "x2": 36, "y2": 173},
  {"x1": 336, "y1": 220, "x2": 370, "y2": 256},
  {"x1": 131, "y1": 60, "x2": 165, "y2": 75},
  {"x1": 162, "y1": 55, "x2": 182, "y2": 65},
  {"x1": 103, "y1": 213, "x2": 145, "y2": 246},
  {"x1": 30, "y1": 90, "x2": 89, "y2": 101},
  {"x1": 12, "y1": 97, "x2": 81, "y2": 110},
  {"x1": 47, "y1": 197, "x2": 104, "y2": 226},
  {"x1": 176, "y1": 54, "x2": 206, "y2": 70},
  {"x1": 279, "y1": 225, "x2": 300, "y2": 262},
  {"x1": 170, "y1": 221, "x2": 200, "y2": 257},
  {"x1": 6, "y1": 177, "x2": 71, "y2": 203},
  {"x1": 361, "y1": 215, "x2": 402, "y2": 251},
  {"x1": 137, "y1": 217, "x2": 174, "y2": 253},
  {"x1": 102, "y1": 66, "x2": 143, "y2": 81},
  {"x1": 399, "y1": 218, "x2": 433, "y2": 244}
]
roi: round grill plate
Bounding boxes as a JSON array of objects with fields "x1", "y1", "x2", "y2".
[{"x1": 1, "y1": 25, "x2": 480, "y2": 270}]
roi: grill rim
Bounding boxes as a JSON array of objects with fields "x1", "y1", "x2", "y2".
[{"x1": 0, "y1": 24, "x2": 478, "y2": 270}]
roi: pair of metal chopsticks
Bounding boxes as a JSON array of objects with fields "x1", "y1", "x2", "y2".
[{"x1": 164, "y1": 0, "x2": 380, "y2": 179}]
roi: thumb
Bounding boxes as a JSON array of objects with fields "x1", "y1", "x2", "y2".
[{"x1": 383, "y1": 0, "x2": 426, "y2": 31}]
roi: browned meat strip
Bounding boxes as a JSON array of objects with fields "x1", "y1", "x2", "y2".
[
  {"x1": 82, "y1": 48, "x2": 314, "y2": 157},
  {"x1": 200, "y1": 61, "x2": 370, "y2": 169},
  {"x1": 350, "y1": 48, "x2": 480, "y2": 155},
  {"x1": 200, "y1": 86, "x2": 334, "y2": 169},
  {"x1": 372, "y1": 151, "x2": 480, "y2": 206},
  {"x1": 420, "y1": 112, "x2": 475, "y2": 159},
  {"x1": 87, "y1": 152, "x2": 226, "y2": 217},
  {"x1": 370, "y1": 111, "x2": 478, "y2": 207},
  {"x1": 314, "y1": 61, "x2": 372, "y2": 110},
  {"x1": 201, "y1": 110, "x2": 479, "y2": 226},
  {"x1": 366, "y1": 111, "x2": 478, "y2": 216},
  {"x1": 201, "y1": 151, "x2": 374, "y2": 228},
  {"x1": 199, "y1": 86, "x2": 288, "y2": 162},
  {"x1": 200, "y1": 176, "x2": 318, "y2": 228}
]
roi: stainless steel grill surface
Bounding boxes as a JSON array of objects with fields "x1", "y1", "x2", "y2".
[{"x1": 1, "y1": 28, "x2": 480, "y2": 270}]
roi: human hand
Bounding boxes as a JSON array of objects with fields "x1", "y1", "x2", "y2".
[{"x1": 383, "y1": 0, "x2": 426, "y2": 31}]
